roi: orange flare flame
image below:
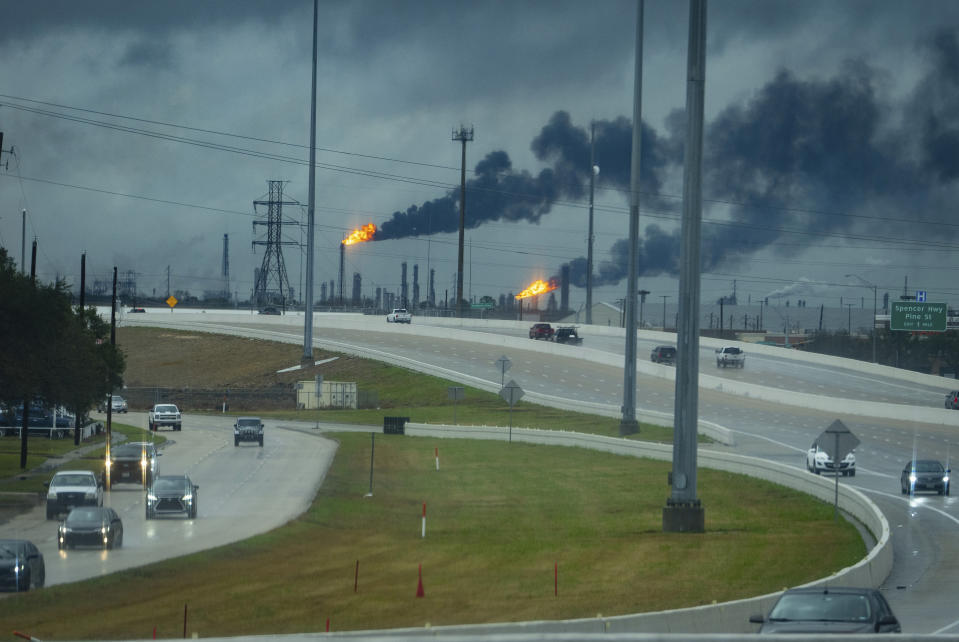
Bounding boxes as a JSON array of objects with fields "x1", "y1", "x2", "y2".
[
  {"x1": 515, "y1": 278, "x2": 558, "y2": 300},
  {"x1": 343, "y1": 223, "x2": 377, "y2": 245}
]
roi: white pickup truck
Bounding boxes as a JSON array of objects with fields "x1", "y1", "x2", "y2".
[
  {"x1": 715, "y1": 346, "x2": 745, "y2": 368},
  {"x1": 148, "y1": 403, "x2": 182, "y2": 431},
  {"x1": 386, "y1": 308, "x2": 412, "y2": 324}
]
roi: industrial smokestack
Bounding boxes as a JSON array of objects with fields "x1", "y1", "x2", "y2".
[
  {"x1": 401, "y1": 262, "x2": 408, "y2": 307},
  {"x1": 560, "y1": 264, "x2": 570, "y2": 312},
  {"x1": 412, "y1": 264, "x2": 420, "y2": 309},
  {"x1": 338, "y1": 243, "x2": 345, "y2": 305}
]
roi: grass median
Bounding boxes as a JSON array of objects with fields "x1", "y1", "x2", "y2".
[{"x1": 0, "y1": 431, "x2": 865, "y2": 639}]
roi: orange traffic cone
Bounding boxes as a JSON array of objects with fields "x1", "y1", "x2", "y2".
[{"x1": 416, "y1": 564, "x2": 425, "y2": 598}]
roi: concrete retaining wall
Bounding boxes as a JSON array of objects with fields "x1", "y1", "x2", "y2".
[{"x1": 398, "y1": 422, "x2": 891, "y2": 635}]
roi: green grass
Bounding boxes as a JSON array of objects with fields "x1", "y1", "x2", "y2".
[
  {"x1": 0, "y1": 432, "x2": 865, "y2": 639},
  {"x1": 0, "y1": 423, "x2": 166, "y2": 493}
]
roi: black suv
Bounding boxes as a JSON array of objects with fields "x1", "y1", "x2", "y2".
[
  {"x1": 651, "y1": 346, "x2": 676, "y2": 364},
  {"x1": 553, "y1": 326, "x2": 582, "y2": 345},
  {"x1": 234, "y1": 416, "x2": 264, "y2": 447}
]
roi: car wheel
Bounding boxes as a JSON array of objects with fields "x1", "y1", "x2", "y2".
[
  {"x1": 849, "y1": 470, "x2": 855, "y2": 477},
  {"x1": 117, "y1": 531, "x2": 123, "y2": 548},
  {"x1": 234, "y1": 438, "x2": 239, "y2": 447},
  {"x1": 814, "y1": 468, "x2": 820, "y2": 475},
  {"x1": 36, "y1": 568, "x2": 44, "y2": 589},
  {"x1": 19, "y1": 570, "x2": 30, "y2": 592},
  {"x1": 145, "y1": 507, "x2": 152, "y2": 520},
  {"x1": 46, "y1": 506, "x2": 55, "y2": 520},
  {"x1": 190, "y1": 504, "x2": 197, "y2": 519},
  {"x1": 106, "y1": 536, "x2": 113, "y2": 550},
  {"x1": 58, "y1": 538, "x2": 64, "y2": 551},
  {"x1": 259, "y1": 437, "x2": 264, "y2": 447}
]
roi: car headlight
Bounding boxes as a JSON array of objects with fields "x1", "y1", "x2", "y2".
[
  {"x1": 943, "y1": 475, "x2": 950, "y2": 483},
  {"x1": 147, "y1": 493, "x2": 157, "y2": 502},
  {"x1": 47, "y1": 491, "x2": 57, "y2": 499},
  {"x1": 909, "y1": 474, "x2": 918, "y2": 483},
  {"x1": 141, "y1": 457, "x2": 147, "y2": 468},
  {"x1": 182, "y1": 494, "x2": 193, "y2": 502},
  {"x1": 101, "y1": 526, "x2": 108, "y2": 534},
  {"x1": 84, "y1": 491, "x2": 97, "y2": 499}
]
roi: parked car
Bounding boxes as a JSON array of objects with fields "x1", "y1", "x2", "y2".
[
  {"x1": 529, "y1": 323, "x2": 554, "y2": 340},
  {"x1": 58, "y1": 506, "x2": 123, "y2": 550},
  {"x1": 0, "y1": 539, "x2": 45, "y2": 591},
  {"x1": 109, "y1": 441, "x2": 161, "y2": 486},
  {"x1": 749, "y1": 587, "x2": 900, "y2": 633},
  {"x1": 650, "y1": 345, "x2": 676, "y2": 364},
  {"x1": 45, "y1": 470, "x2": 103, "y2": 519},
  {"x1": 900, "y1": 459, "x2": 950, "y2": 495},
  {"x1": 946, "y1": 390, "x2": 959, "y2": 409},
  {"x1": 553, "y1": 326, "x2": 582, "y2": 345},
  {"x1": 234, "y1": 416, "x2": 264, "y2": 447},
  {"x1": 146, "y1": 475, "x2": 199, "y2": 519},
  {"x1": 148, "y1": 404, "x2": 182, "y2": 431},
  {"x1": 806, "y1": 441, "x2": 856, "y2": 476},
  {"x1": 258, "y1": 306, "x2": 280, "y2": 315},
  {"x1": 128, "y1": 307, "x2": 146, "y2": 313}
]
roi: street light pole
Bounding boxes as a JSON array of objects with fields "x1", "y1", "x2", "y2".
[{"x1": 661, "y1": 295, "x2": 669, "y2": 330}]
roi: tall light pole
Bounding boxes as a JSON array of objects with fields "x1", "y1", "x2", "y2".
[
  {"x1": 619, "y1": 0, "x2": 644, "y2": 437},
  {"x1": 845, "y1": 274, "x2": 877, "y2": 363},
  {"x1": 586, "y1": 123, "x2": 598, "y2": 325},
  {"x1": 453, "y1": 126, "x2": 473, "y2": 318},
  {"x1": 302, "y1": 0, "x2": 318, "y2": 362},
  {"x1": 661, "y1": 295, "x2": 669, "y2": 330}
]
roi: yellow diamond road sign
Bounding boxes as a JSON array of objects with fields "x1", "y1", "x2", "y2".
[{"x1": 166, "y1": 295, "x2": 178, "y2": 308}]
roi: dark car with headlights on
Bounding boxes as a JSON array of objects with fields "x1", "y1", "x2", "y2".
[
  {"x1": 749, "y1": 587, "x2": 900, "y2": 634},
  {"x1": 110, "y1": 441, "x2": 161, "y2": 487},
  {"x1": 58, "y1": 506, "x2": 123, "y2": 550},
  {"x1": 0, "y1": 539, "x2": 45, "y2": 591},
  {"x1": 234, "y1": 416, "x2": 264, "y2": 447},
  {"x1": 146, "y1": 475, "x2": 198, "y2": 519},
  {"x1": 901, "y1": 459, "x2": 950, "y2": 495}
]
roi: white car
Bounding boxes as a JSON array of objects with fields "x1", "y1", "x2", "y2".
[
  {"x1": 148, "y1": 404, "x2": 182, "y2": 431},
  {"x1": 45, "y1": 470, "x2": 103, "y2": 520},
  {"x1": 806, "y1": 442, "x2": 856, "y2": 476}
]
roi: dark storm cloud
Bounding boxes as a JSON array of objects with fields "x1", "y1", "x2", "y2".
[
  {"x1": 119, "y1": 40, "x2": 176, "y2": 69},
  {"x1": 913, "y1": 31, "x2": 959, "y2": 181}
]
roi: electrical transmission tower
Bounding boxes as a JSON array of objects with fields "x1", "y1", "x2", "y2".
[{"x1": 252, "y1": 180, "x2": 297, "y2": 308}]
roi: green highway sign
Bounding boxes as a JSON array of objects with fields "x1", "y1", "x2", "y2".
[{"x1": 890, "y1": 301, "x2": 947, "y2": 332}]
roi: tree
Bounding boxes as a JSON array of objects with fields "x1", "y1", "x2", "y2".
[{"x1": 0, "y1": 247, "x2": 124, "y2": 467}]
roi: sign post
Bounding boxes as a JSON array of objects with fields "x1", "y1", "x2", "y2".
[
  {"x1": 494, "y1": 355, "x2": 512, "y2": 388},
  {"x1": 498, "y1": 379, "x2": 524, "y2": 443},
  {"x1": 447, "y1": 386, "x2": 464, "y2": 424},
  {"x1": 816, "y1": 419, "x2": 860, "y2": 520}
]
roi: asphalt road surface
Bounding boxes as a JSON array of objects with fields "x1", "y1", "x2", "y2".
[{"x1": 1, "y1": 413, "x2": 335, "y2": 588}]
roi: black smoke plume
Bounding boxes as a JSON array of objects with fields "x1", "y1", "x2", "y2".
[{"x1": 380, "y1": 28, "x2": 959, "y2": 289}]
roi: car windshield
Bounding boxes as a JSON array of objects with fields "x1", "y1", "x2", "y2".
[
  {"x1": 113, "y1": 444, "x2": 150, "y2": 458},
  {"x1": 769, "y1": 593, "x2": 872, "y2": 622},
  {"x1": 155, "y1": 405, "x2": 178, "y2": 413},
  {"x1": 112, "y1": 396, "x2": 124, "y2": 402},
  {"x1": 911, "y1": 461, "x2": 944, "y2": 473},
  {"x1": 154, "y1": 478, "x2": 189, "y2": 493},
  {"x1": 0, "y1": 543, "x2": 22, "y2": 559},
  {"x1": 66, "y1": 508, "x2": 104, "y2": 524},
  {"x1": 52, "y1": 474, "x2": 95, "y2": 487},
  {"x1": 237, "y1": 418, "x2": 261, "y2": 427}
]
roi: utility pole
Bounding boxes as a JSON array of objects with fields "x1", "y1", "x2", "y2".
[
  {"x1": 303, "y1": 0, "x2": 319, "y2": 361},
  {"x1": 619, "y1": 0, "x2": 644, "y2": 437},
  {"x1": 452, "y1": 125, "x2": 474, "y2": 318},
  {"x1": 586, "y1": 123, "x2": 597, "y2": 325},
  {"x1": 21, "y1": 210, "x2": 26, "y2": 275},
  {"x1": 661, "y1": 295, "x2": 669, "y2": 329},
  {"x1": 166, "y1": 265, "x2": 171, "y2": 298},
  {"x1": 75, "y1": 253, "x2": 86, "y2": 446},
  {"x1": 664, "y1": 0, "x2": 707, "y2": 533}
]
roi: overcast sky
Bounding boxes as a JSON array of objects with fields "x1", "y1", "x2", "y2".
[{"x1": 1, "y1": 0, "x2": 958, "y2": 314}]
